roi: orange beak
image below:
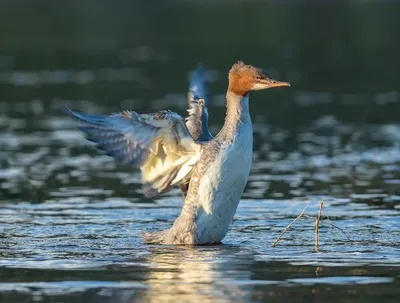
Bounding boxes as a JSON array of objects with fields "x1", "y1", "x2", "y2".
[{"x1": 267, "y1": 79, "x2": 291, "y2": 88}]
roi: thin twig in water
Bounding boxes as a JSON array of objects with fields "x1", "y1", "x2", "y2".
[
  {"x1": 315, "y1": 218, "x2": 319, "y2": 251},
  {"x1": 271, "y1": 201, "x2": 311, "y2": 247},
  {"x1": 320, "y1": 221, "x2": 352, "y2": 241},
  {"x1": 272, "y1": 200, "x2": 352, "y2": 248},
  {"x1": 322, "y1": 208, "x2": 352, "y2": 241},
  {"x1": 315, "y1": 200, "x2": 324, "y2": 249}
]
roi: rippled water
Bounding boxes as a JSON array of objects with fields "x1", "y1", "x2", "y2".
[{"x1": 1, "y1": 92, "x2": 400, "y2": 302}]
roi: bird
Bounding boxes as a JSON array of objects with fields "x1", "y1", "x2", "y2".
[{"x1": 67, "y1": 61, "x2": 290, "y2": 245}]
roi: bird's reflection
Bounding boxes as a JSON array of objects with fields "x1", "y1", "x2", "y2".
[{"x1": 135, "y1": 245, "x2": 255, "y2": 303}]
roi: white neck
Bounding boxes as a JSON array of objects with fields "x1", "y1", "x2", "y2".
[{"x1": 220, "y1": 92, "x2": 251, "y2": 139}]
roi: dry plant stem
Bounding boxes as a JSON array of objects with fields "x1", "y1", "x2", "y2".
[
  {"x1": 315, "y1": 218, "x2": 318, "y2": 248},
  {"x1": 321, "y1": 221, "x2": 352, "y2": 241},
  {"x1": 272, "y1": 200, "x2": 352, "y2": 248},
  {"x1": 271, "y1": 202, "x2": 311, "y2": 247},
  {"x1": 315, "y1": 200, "x2": 324, "y2": 249},
  {"x1": 310, "y1": 205, "x2": 352, "y2": 241},
  {"x1": 322, "y1": 208, "x2": 352, "y2": 241}
]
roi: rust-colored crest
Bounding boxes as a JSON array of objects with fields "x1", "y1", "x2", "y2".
[{"x1": 228, "y1": 61, "x2": 261, "y2": 96}]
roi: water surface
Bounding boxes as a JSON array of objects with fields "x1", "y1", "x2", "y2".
[{"x1": 1, "y1": 1, "x2": 400, "y2": 302}]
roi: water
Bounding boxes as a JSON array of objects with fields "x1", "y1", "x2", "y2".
[{"x1": 1, "y1": 1, "x2": 400, "y2": 303}]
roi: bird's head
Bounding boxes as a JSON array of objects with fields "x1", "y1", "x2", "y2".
[{"x1": 228, "y1": 61, "x2": 290, "y2": 96}]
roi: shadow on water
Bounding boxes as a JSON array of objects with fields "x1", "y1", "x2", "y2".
[{"x1": 0, "y1": 1, "x2": 400, "y2": 302}]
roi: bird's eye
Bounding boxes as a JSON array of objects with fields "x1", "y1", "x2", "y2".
[{"x1": 256, "y1": 76, "x2": 263, "y2": 80}]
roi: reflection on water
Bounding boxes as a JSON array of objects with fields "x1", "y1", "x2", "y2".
[
  {"x1": 140, "y1": 246, "x2": 252, "y2": 303},
  {"x1": 1, "y1": 1, "x2": 400, "y2": 302}
]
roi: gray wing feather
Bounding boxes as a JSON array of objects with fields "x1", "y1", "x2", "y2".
[
  {"x1": 67, "y1": 108, "x2": 201, "y2": 198},
  {"x1": 186, "y1": 64, "x2": 213, "y2": 142}
]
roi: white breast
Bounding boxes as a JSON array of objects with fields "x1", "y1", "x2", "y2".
[{"x1": 196, "y1": 123, "x2": 253, "y2": 243}]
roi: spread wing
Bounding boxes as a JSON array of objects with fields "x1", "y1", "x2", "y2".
[
  {"x1": 186, "y1": 63, "x2": 213, "y2": 142},
  {"x1": 67, "y1": 108, "x2": 202, "y2": 198}
]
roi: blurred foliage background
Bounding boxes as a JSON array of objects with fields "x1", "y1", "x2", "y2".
[{"x1": 0, "y1": 0, "x2": 399, "y2": 130}]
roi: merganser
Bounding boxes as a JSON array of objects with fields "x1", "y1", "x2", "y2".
[{"x1": 67, "y1": 61, "x2": 290, "y2": 245}]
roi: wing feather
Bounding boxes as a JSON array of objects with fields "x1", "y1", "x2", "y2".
[
  {"x1": 67, "y1": 108, "x2": 201, "y2": 197},
  {"x1": 186, "y1": 64, "x2": 213, "y2": 142}
]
